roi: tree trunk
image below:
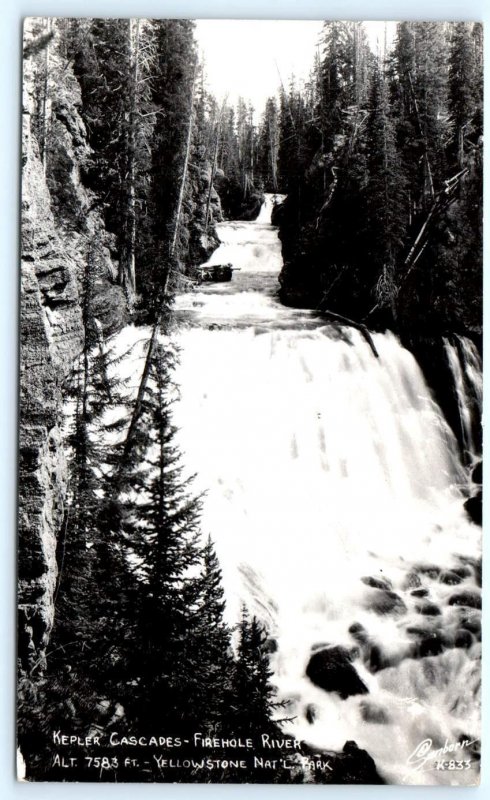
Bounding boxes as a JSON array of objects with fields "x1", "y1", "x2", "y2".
[
  {"x1": 170, "y1": 58, "x2": 198, "y2": 257},
  {"x1": 119, "y1": 18, "x2": 139, "y2": 306},
  {"x1": 205, "y1": 99, "x2": 226, "y2": 232}
]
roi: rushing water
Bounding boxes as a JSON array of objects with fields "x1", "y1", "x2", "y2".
[
  {"x1": 444, "y1": 336, "x2": 483, "y2": 466},
  {"x1": 171, "y1": 195, "x2": 481, "y2": 785}
]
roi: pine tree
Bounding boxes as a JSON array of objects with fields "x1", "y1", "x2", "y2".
[
  {"x1": 364, "y1": 63, "x2": 406, "y2": 316},
  {"x1": 63, "y1": 18, "x2": 155, "y2": 305},
  {"x1": 257, "y1": 98, "x2": 279, "y2": 191},
  {"x1": 226, "y1": 608, "x2": 293, "y2": 782},
  {"x1": 231, "y1": 608, "x2": 277, "y2": 736},
  {"x1": 189, "y1": 536, "x2": 233, "y2": 730},
  {"x1": 118, "y1": 340, "x2": 203, "y2": 733},
  {"x1": 320, "y1": 21, "x2": 355, "y2": 151},
  {"x1": 142, "y1": 19, "x2": 197, "y2": 305},
  {"x1": 449, "y1": 22, "x2": 478, "y2": 166}
]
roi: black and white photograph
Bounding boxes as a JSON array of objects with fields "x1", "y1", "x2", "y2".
[{"x1": 17, "y1": 17, "x2": 483, "y2": 785}]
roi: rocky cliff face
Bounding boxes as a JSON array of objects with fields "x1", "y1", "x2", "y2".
[{"x1": 18, "y1": 33, "x2": 127, "y2": 680}]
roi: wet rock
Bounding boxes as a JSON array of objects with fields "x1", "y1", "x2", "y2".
[
  {"x1": 348, "y1": 624, "x2": 397, "y2": 673},
  {"x1": 415, "y1": 564, "x2": 441, "y2": 580},
  {"x1": 360, "y1": 701, "x2": 390, "y2": 724},
  {"x1": 366, "y1": 590, "x2": 407, "y2": 617},
  {"x1": 454, "y1": 630, "x2": 473, "y2": 649},
  {"x1": 458, "y1": 613, "x2": 481, "y2": 639},
  {"x1": 441, "y1": 630, "x2": 457, "y2": 648},
  {"x1": 406, "y1": 624, "x2": 438, "y2": 636},
  {"x1": 305, "y1": 704, "x2": 318, "y2": 724},
  {"x1": 361, "y1": 575, "x2": 392, "y2": 591},
  {"x1": 301, "y1": 742, "x2": 384, "y2": 784},
  {"x1": 305, "y1": 646, "x2": 369, "y2": 699},
  {"x1": 415, "y1": 602, "x2": 442, "y2": 616},
  {"x1": 411, "y1": 588, "x2": 429, "y2": 598},
  {"x1": 464, "y1": 494, "x2": 482, "y2": 526},
  {"x1": 417, "y1": 633, "x2": 445, "y2": 658},
  {"x1": 348, "y1": 622, "x2": 369, "y2": 645},
  {"x1": 439, "y1": 570, "x2": 464, "y2": 585},
  {"x1": 451, "y1": 563, "x2": 474, "y2": 580},
  {"x1": 402, "y1": 572, "x2": 422, "y2": 590},
  {"x1": 457, "y1": 556, "x2": 482, "y2": 587},
  {"x1": 448, "y1": 590, "x2": 481, "y2": 609},
  {"x1": 264, "y1": 637, "x2": 278, "y2": 654},
  {"x1": 472, "y1": 461, "x2": 483, "y2": 485},
  {"x1": 366, "y1": 644, "x2": 388, "y2": 673},
  {"x1": 300, "y1": 740, "x2": 384, "y2": 784},
  {"x1": 337, "y1": 741, "x2": 384, "y2": 784}
]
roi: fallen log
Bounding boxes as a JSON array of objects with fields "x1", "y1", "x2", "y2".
[{"x1": 320, "y1": 309, "x2": 380, "y2": 359}]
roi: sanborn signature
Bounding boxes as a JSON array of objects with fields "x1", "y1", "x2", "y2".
[{"x1": 407, "y1": 737, "x2": 478, "y2": 772}]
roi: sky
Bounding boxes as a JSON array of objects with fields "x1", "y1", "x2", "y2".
[{"x1": 194, "y1": 20, "x2": 397, "y2": 115}]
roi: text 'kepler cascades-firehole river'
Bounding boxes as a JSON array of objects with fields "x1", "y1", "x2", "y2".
[{"x1": 121, "y1": 195, "x2": 481, "y2": 786}]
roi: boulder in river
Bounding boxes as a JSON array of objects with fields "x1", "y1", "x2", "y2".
[
  {"x1": 448, "y1": 590, "x2": 481, "y2": 609},
  {"x1": 402, "y1": 572, "x2": 422, "y2": 590},
  {"x1": 415, "y1": 564, "x2": 441, "y2": 580},
  {"x1": 439, "y1": 570, "x2": 464, "y2": 585},
  {"x1": 306, "y1": 646, "x2": 369, "y2": 699},
  {"x1": 365, "y1": 589, "x2": 407, "y2": 616},
  {"x1": 359, "y1": 700, "x2": 390, "y2": 724},
  {"x1": 458, "y1": 611, "x2": 481, "y2": 638},
  {"x1": 417, "y1": 633, "x2": 445, "y2": 658},
  {"x1": 336, "y1": 741, "x2": 384, "y2": 784},
  {"x1": 454, "y1": 629, "x2": 474, "y2": 649},
  {"x1": 415, "y1": 601, "x2": 442, "y2": 616},
  {"x1": 464, "y1": 464, "x2": 482, "y2": 526},
  {"x1": 348, "y1": 622, "x2": 369, "y2": 645}
]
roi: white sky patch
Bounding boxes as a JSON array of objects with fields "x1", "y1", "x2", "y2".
[{"x1": 194, "y1": 20, "x2": 397, "y2": 117}]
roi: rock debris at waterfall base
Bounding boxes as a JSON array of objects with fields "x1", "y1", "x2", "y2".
[
  {"x1": 448, "y1": 590, "x2": 482, "y2": 610},
  {"x1": 305, "y1": 646, "x2": 369, "y2": 699},
  {"x1": 364, "y1": 588, "x2": 407, "y2": 617}
]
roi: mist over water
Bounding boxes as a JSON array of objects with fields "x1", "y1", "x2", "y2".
[{"x1": 172, "y1": 195, "x2": 481, "y2": 785}]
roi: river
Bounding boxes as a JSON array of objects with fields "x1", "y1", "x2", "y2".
[{"x1": 169, "y1": 195, "x2": 481, "y2": 785}]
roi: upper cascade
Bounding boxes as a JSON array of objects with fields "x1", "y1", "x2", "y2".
[{"x1": 255, "y1": 193, "x2": 286, "y2": 225}]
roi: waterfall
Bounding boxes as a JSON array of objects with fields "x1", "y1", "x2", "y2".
[
  {"x1": 443, "y1": 336, "x2": 482, "y2": 464},
  {"x1": 170, "y1": 195, "x2": 481, "y2": 785},
  {"x1": 255, "y1": 193, "x2": 285, "y2": 224}
]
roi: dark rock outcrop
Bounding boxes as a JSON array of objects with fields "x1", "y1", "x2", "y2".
[
  {"x1": 465, "y1": 495, "x2": 482, "y2": 526},
  {"x1": 19, "y1": 30, "x2": 128, "y2": 680},
  {"x1": 300, "y1": 740, "x2": 384, "y2": 784},
  {"x1": 306, "y1": 646, "x2": 369, "y2": 699}
]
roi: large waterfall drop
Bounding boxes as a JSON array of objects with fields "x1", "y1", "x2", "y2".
[{"x1": 172, "y1": 195, "x2": 481, "y2": 785}]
